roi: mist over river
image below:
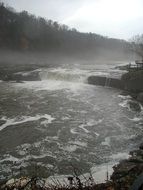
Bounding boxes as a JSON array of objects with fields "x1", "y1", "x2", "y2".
[{"x1": 0, "y1": 62, "x2": 143, "y2": 183}]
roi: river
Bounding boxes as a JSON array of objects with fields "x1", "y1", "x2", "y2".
[{"x1": 0, "y1": 61, "x2": 143, "y2": 183}]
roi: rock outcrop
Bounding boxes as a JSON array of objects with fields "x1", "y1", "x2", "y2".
[
  {"x1": 88, "y1": 76, "x2": 125, "y2": 90},
  {"x1": 121, "y1": 70, "x2": 143, "y2": 93},
  {"x1": 3, "y1": 70, "x2": 41, "y2": 82},
  {"x1": 111, "y1": 146, "x2": 143, "y2": 190},
  {"x1": 0, "y1": 63, "x2": 42, "y2": 82},
  {"x1": 88, "y1": 76, "x2": 106, "y2": 86},
  {"x1": 88, "y1": 70, "x2": 143, "y2": 106}
]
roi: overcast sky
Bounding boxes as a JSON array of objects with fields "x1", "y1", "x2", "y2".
[{"x1": 3, "y1": 0, "x2": 143, "y2": 39}]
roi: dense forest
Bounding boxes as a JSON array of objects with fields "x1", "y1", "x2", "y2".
[
  {"x1": 0, "y1": 2, "x2": 132, "y2": 57},
  {"x1": 130, "y1": 35, "x2": 143, "y2": 58}
]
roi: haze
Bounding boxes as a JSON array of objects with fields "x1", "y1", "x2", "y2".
[{"x1": 3, "y1": 0, "x2": 143, "y2": 39}]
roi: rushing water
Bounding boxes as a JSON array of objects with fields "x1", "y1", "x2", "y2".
[{"x1": 0, "y1": 62, "x2": 143, "y2": 182}]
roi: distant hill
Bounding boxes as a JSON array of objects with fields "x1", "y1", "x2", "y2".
[{"x1": 0, "y1": 2, "x2": 132, "y2": 59}]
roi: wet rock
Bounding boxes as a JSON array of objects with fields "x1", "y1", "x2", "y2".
[
  {"x1": 111, "y1": 145, "x2": 143, "y2": 189},
  {"x1": 121, "y1": 70, "x2": 143, "y2": 93},
  {"x1": 128, "y1": 100, "x2": 141, "y2": 112},
  {"x1": 13, "y1": 70, "x2": 41, "y2": 81},
  {"x1": 139, "y1": 143, "x2": 143, "y2": 150},
  {"x1": 107, "y1": 78, "x2": 124, "y2": 89},
  {"x1": 0, "y1": 179, "x2": 7, "y2": 188},
  {"x1": 88, "y1": 76, "x2": 106, "y2": 86},
  {"x1": 88, "y1": 76, "x2": 124, "y2": 89}
]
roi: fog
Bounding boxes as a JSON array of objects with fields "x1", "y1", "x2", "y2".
[{"x1": 0, "y1": 49, "x2": 138, "y2": 68}]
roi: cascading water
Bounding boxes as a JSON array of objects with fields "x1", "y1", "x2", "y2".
[
  {"x1": 39, "y1": 68, "x2": 89, "y2": 83},
  {"x1": 104, "y1": 77, "x2": 111, "y2": 87}
]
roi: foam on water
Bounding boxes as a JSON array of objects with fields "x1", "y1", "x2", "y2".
[
  {"x1": 119, "y1": 99, "x2": 130, "y2": 108},
  {"x1": 129, "y1": 117, "x2": 142, "y2": 122},
  {"x1": 110, "y1": 152, "x2": 129, "y2": 160},
  {"x1": 63, "y1": 145, "x2": 78, "y2": 152},
  {"x1": 69, "y1": 141, "x2": 87, "y2": 147},
  {"x1": 78, "y1": 124, "x2": 90, "y2": 133},
  {"x1": 87, "y1": 119, "x2": 103, "y2": 126},
  {"x1": 0, "y1": 151, "x2": 56, "y2": 166},
  {"x1": 101, "y1": 137, "x2": 111, "y2": 146},
  {"x1": 0, "y1": 154, "x2": 19, "y2": 163},
  {"x1": 0, "y1": 114, "x2": 55, "y2": 131},
  {"x1": 70, "y1": 128, "x2": 79, "y2": 134},
  {"x1": 118, "y1": 95, "x2": 132, "y2": 100}
]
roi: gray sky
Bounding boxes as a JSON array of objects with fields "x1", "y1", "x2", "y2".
[{"x1": 3, "y1": 0, "x2": 143, "y2": 39}]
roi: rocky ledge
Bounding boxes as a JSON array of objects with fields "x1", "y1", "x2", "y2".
[
  {"x1": 88, "y1": 76, "x2": 124, "y2": 89},
  {"x1": 0, "y1": 63, "x2": 42, "y2": 82},
  {"x1": 88, "y1": 69, "x2": 143, "y2": 103},
  {"x1": 3, "y1": 70, "x2": 41, "y2": 82}
]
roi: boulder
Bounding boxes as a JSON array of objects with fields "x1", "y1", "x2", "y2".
[{"x1": 128, "y1": 100, "x2": 141, "y2": 112}]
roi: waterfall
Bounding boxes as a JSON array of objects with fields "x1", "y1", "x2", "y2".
[
  {"x1": 105, "y1": 77, "x2": 111, "y2": 87},
  {"x1": 39, "y1": 68, "x2": 88, "y2": 83}
]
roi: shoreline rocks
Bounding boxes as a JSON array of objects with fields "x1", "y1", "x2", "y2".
[
  {"x1": 111, "y1": 146, "x2": 143, "y2": 189},
  {"x1": 128, "y1": 100, "x2": 142, "y2": 112}
]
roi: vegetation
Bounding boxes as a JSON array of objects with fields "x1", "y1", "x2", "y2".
[
  {"x1": 130, "y1": 35, "x2": 143, "y2": 58},
  {"x1": 0, "y1": 2, "x2": 130, "y2": 56}
]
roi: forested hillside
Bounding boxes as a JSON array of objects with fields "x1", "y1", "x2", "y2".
[{"x1": 0, "y1": 2, "x2": 131, "y2": 57}]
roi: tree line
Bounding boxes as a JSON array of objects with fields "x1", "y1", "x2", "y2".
[
  {"x1": 0, "y1": 2, "x2": 131, "y2": 55},
  {"x1": 130, "y1": 35, "x2": 143, "y2": 59}
]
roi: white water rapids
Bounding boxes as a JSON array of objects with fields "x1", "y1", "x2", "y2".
[{"x1": 0, "y1": 62, "x2": 143, "y2": 183}]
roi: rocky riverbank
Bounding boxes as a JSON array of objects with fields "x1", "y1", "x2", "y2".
[{"x1": 111, "y1": 144, "x2": 143, "y2": 189}]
